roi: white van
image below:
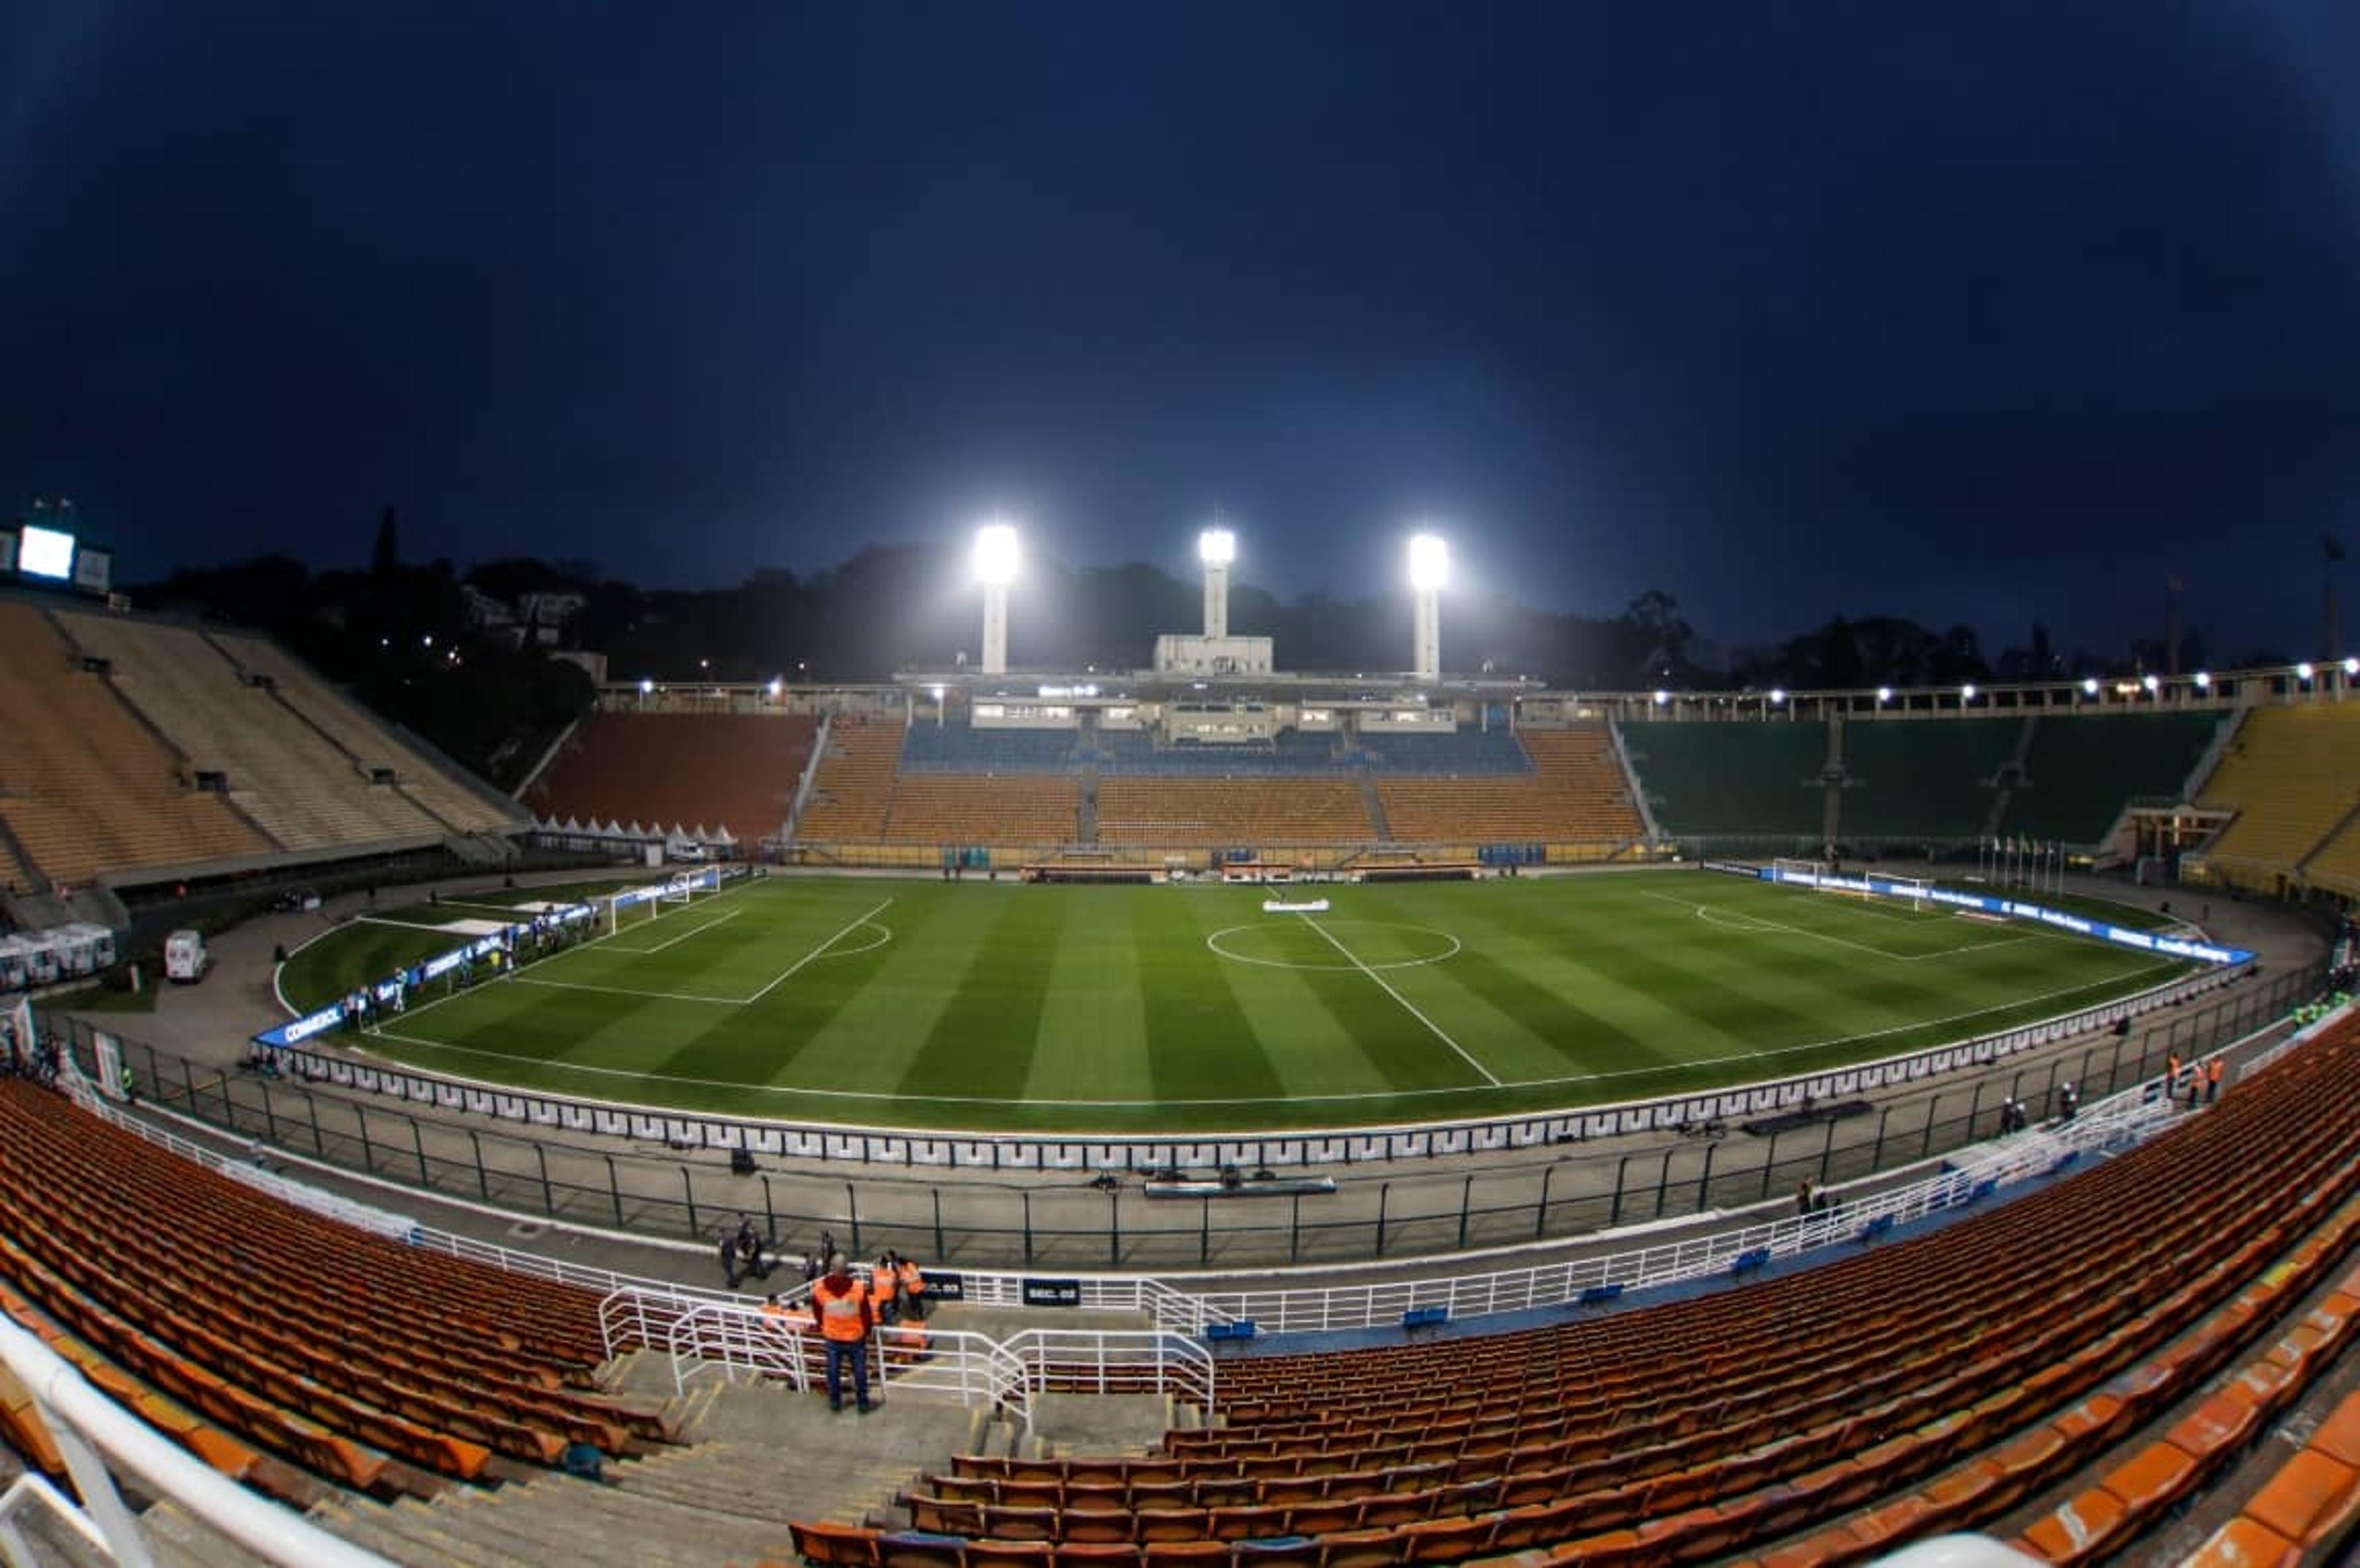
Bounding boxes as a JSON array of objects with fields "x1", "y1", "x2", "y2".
[{"x1": 163, "y1": 930, "x2": 210, "y2": 984}]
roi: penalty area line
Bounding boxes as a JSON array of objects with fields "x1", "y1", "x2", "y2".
[
  {"x1": 1294, "y1": 913, "x2": 1501, "y2": 1087},
  {"x1": 741, "y1": 898, "x2": 896, "y2": 1004}
]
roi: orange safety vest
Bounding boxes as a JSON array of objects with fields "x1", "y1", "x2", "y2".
[
  {"x1": 898, "y1": 1261, "x2": 924, "y2": 1297},
  {"x1": 810, "y1": 1276, "x2": 870, "y2": 1343},
  {"x1": 870, "y1": 1266, "x2": 898, "y2": 1306}
]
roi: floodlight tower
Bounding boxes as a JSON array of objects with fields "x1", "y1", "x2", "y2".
[
  {"x1": 974, "y1": 521, "x2": 1019, "y2": 676},
  {"x1": 1198, "y1": 527, "x2": 1235, "y2": 639},
  {"x1": 1407, "y1": 531, "x2": 1449, "y2": 684}
]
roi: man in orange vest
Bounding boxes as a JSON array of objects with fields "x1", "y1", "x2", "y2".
[
  {"x1": 894, "y1": 1252, "x2": 926, "y2": 1323},
  {"x1": 808, "y1": 1253, "x2": 877, "y2": 1413},
  {"x1": 870, "y1": 1253, "x2": 900, "y2": 1325}
]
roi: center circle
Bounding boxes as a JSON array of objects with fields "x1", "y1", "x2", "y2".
[{"x1": 1206, "y1": 919, "x2": 1463, "y2": 972}]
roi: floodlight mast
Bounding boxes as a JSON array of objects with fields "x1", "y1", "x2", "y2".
[
  {"x1": 1407, "y1": 531, "x2": 1449, "y2": 683},
  {"x1": 1198, "y1": 527, "x2": 1235, "y2": 639},
  {"x1": 974, "y1": 522, "x2": 1019, "y2": 675}
]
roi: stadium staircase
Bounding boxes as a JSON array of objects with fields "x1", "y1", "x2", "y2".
[
  {"x1": 1820, "y1": 716, "x2": 1843, "y2": 849},
  {"x1": 1356, "y1": 770, "x2": 1391, "y2": 842},
  {"x1": 294, "y1": 1362, "x2": 960, "y2": 1568}
]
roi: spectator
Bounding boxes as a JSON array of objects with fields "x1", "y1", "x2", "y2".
[
  {"x1": 2206, "y1": 1057, "x2": 2224, "y2": 1104},
  {"x1": 870, "y1": 1253, "x2": 900, "y2": 1325},
  {"x1": 2058, "y1": 1081, "x2": 2079, "y2": 1123},
  {"x1": 808, "y1": 1253, "x2": 877, "y2": 1414},
  {"x1": 730, "y1": 1215, "x2": 768, "y2": 1285}
]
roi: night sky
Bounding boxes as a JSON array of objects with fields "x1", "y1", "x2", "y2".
[{"x1": 5, "y1": 1, "x2": 2359, "y2": 662}]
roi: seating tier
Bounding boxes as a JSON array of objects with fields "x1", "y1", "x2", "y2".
[{"x1": 527, "y1": 711, "x2": 819, "y2": 846}]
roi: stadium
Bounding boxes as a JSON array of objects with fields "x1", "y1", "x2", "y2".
[{"x1": 4, "y1": 503, "x2": 2360, "y2": 1568}]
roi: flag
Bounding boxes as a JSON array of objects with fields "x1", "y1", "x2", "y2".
[{"x1": 2330, "y1": 534, "x2": 2350, "y2": 563}]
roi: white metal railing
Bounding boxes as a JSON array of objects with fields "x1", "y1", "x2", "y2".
[
  {"x1": 0, "y1": 1317, "x2": 387, "y2": 1568},
  {"x1": 661, "y1": 1304, "x2": 1029, "y2": 1426},
  {"x1": 1005, "y1": 1328, "x2": 1215, "y2": 1417}
]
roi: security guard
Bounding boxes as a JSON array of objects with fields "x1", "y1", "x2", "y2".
[{"x1": 808, "y1": 1254, "x2": 876, "y2": 1413}]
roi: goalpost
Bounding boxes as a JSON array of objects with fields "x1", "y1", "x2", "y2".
[
  {"x1": 606, "y1": 865, "x2": 723, "y2": 936},
  {"x1": 1768, "y1": 858, "x2": 1932, "y2": 912}
]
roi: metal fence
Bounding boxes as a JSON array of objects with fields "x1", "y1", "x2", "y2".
[{"x1": 49, "y1": 964, "x2": 2319, "y2": 1273}]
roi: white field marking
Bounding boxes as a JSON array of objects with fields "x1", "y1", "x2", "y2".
[
  {"x1": 741, "y1": 898, "x2": 896, "y2": 1004},
  {"x1": 1294, "y1": 914, "x2": 1501, "y2": 1087},
  {"x1": 611, "y1": 906, "x2": 745, "y2": 955},
  {"x1": 356, "y1": 915, "x2": 504, "y2": 935},
  {"x1": 1645, "y1": 891, "x2": 2040, "y2": 962},
  {"x1": 812, "y1": 922, "x2": 892, "y2": 960},
  {"x1": 1205, "y1": 920, "x2": 1461, "y2": 972},
  {"x1": 359, "y1": 957, "x2": 2180, "y2": 1109},
  {"x1": 380, "y1": 875, "x2": 771, "y2": 1029},
  {"x1": 506, "y1": 976, "x2": 748, "y2": 1005}
]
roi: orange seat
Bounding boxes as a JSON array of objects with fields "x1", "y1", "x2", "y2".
[
  {"x1": 2241, "y1": 1451, "x2": 2360, "y2": 1551},
  {"x1": 2179, "y1": 1516, "x2": 2301, "y2": 1568}
]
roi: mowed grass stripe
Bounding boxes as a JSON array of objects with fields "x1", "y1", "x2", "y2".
[
  {"x1": 1136, "y1": 895, "x2": 1286, "y2": 1105},
  {"x1": 1024, "y1": 890, "x2": 1153, "y2": 1103},
  {"x1": 896, "y1": 893, "x2": 1069, "y2": 1103}
]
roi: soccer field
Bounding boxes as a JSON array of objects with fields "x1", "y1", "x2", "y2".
[{"x1": 297, "y1": 871, "x2": 2191, "y2": 1133}]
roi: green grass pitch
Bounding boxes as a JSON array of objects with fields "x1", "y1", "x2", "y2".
[{"x1": 281, "y1": 872, "x2": 2190, "y2": 1134}]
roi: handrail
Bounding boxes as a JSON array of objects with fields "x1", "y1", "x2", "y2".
[
  {"x1": 661, "y1": 1304, "x2": 1031, "y2": 1427},
  {"x1": 0, "y1": 1317, "x2": 387, "y2": 1568},
  {"x1": 1004, "y1": 1328, "x2": 1215, "y2": 1419}
]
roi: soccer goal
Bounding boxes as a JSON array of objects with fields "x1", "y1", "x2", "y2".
[
  {"x1": 1769, "y1": 857, "x2": 1831, "y2": 887},
  {"x1": 605, "y1": 865, "x2": 722, "y2": 935}
]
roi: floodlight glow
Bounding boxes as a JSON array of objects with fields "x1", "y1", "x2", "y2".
[
  {"x1": 974, "y1": 522, "x2": 1020, "y2": 585},
  {"x1": 1769, "y1": 688, "x2": 1786, "y2": 705},
  {"x1": 2345, "y1": 656, "x2": 2360, "y2": 677},
  {"x1": 2082, "y1": 677, "x2": 2099, "y2": 696},
  {"x1": 2193, "y1": 670, "x2": 2212, "y2": 689},
  {"x1": 2142, "y1": 673, "x2": 2160, "y2": 694},
  {"x1": 1652, "y1": 688, "x2": 1670, "y2": 707},
  {"x1": 1198, "y1": 527, "x2": 1235, "y2": 566},
  {"x1": 1407, "y1": 533, "x2": 1450, "y2": 592},
  {"x1": 1961, "y1": 684, "x2": 1978, "y2": 701},
  {"x1": 1876, "y1": 686, "x2": 1892, "y2": 704},
  {"x1": 2297, "y1": 662, "x2": 2316, "y2": 681},
  {"x1": 766, "y1": 677, "x2": 783, "y2": 698},
  {"x1": 15, "y1": 524, "x2": 73, "y2": 580},
  {"x1": 638, "y1": 678, "x2": 653, "y2": 695}
]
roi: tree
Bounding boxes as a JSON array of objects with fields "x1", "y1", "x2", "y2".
[{"x1": 370, "y1": 507, "x2": 400, "y2": 578}]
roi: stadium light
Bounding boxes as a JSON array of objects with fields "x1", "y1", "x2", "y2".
[
  {"x1": 1876, "y1": 686, "x2": 1892, "y2": 704},
  {"x1": 2296, "y1": 661, "x2": 2316, "y2": 682},
  {"x1": 638, "y1": 677, "x2": 653, "y2": 696},
  {"x1": 2345, "y1": 656, "x2": 2360, "y2": 677},
  {"x1": 1199, "y1": 525, "x2": 1235, "y2": 639},
  {"x1": 2142, "y1": 673, "x2": 2160, "y2": 695},
  {"x1": 974, "y1": 521, "x2": 1020, "y2": 585},
  {"x1": 766, "y1": 676, "x2": 783, "y2": 698},
  {"x1": 2194, "y1": 670, "x2": 2212, "y2": 690},
  {"x1": 1406, "y1": 533, "x2": 1450, "y2": 592},
  {"x1": 974, "y1": 520, "x2": 1020, "y2": 675},
  {"x1": 1769, "y1": 688, "x2": 1786, "y2": 705},
  {"x1": 1652, "y1": 688, "x2": 1670, "y2": 707},
  {"x1": 1960, "y1": 684, "x2": 1978, "y2": 703},
  {"x1": 2082, "y1": 677, "x2": 2100, "y2": 697}
]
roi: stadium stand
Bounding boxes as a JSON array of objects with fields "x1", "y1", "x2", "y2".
[
  {"x1": 2182, "y1": 1381, "x2": 2360, "y2": 1563},
  {"x1": 1619, "y1": 719, "x2": 1827, "y2": 841},
  {"x1": 208, "y1": 632, "x2": 521, "y2": 836},
  {"x1": 2310, "y1": 815, "x2": 2360, "y2": 901},
  {"x1": 0, "y1": 602, "x2": 272, "y2": 886},
  {"x1": 524, "y1": 711, "x2": 820, "y2": 847},
  {"x1": 900, "y1": 724, "x2": 1079, "y2": 774},
  {"x1": 53, "y1": 610, "x2": 450, "y2": 853},
  {"x1": 886, "y1": 773, "x2": 1080, "y2": 846},
  {"x1": 1098, "y1": 730, "x2": 1357, "y2": 777},
  {"x1": 1359, "y1": 727, "x2": 1530, "y2": 776},
  {"x1": 1993, "y1": 711, "x2": 2220, "y2": 847},
  {"x1": 830, "y1": 1012, "x2": 2360, "y2": 1564},
  {"x1": 1376, "y1": 724, "x2": 1643, "y2": 849},
  {"x1": 1097, "y1": 778, "x2": 1372, "y2": 847},
  {"x1": 0, "y1": 1076, "x2": 674, "y2": 1505},
  {"x1": 1839, "y1": 718, "x2": 2020, "y2": 842},
  {"x1": 2198, "y1": 704, "x2": 2360, "y2": 892},
  {"x1": 795, "y1": 718, "x2": 901, "y2": 843}
]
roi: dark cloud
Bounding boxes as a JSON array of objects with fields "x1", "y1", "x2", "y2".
[{"x1": 2, "y1": 0, "x2": 2356, "y2": 663}]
